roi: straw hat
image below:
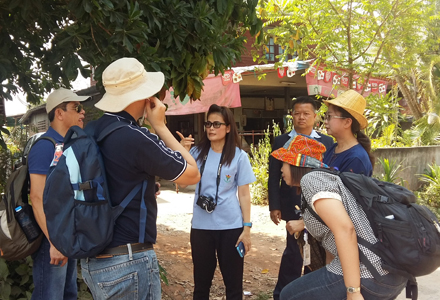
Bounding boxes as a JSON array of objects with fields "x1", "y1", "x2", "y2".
[
  {"x1": 46, "y1": 88, "x2": 89, "y2": 113},
  {"x1": 271, "y1": 134, "x2": 328, "y2": 169},
  {"x1": 323, "y1": 89, "x2": 368, "y2": 130},
  {"x1": 95, "y1": 57, "x2": 165, "y2": 112}
]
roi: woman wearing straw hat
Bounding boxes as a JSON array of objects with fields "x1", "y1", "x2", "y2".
[
  {"x1": 271, "y1": 134, "x2": 407, "y2": 300},
  {"x1": 322, "y1": 89, "x2": 374, "y2": 176}
]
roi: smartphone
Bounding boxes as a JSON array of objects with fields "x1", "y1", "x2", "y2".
[{"x1": 236, "y1": 241, "x2": 245, "y2": 258}]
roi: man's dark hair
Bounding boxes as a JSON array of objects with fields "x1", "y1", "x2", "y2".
[
  {"x1": 291, "y1": 96, "x2": 317, "y2": 111},
  {"x1": 48, "y1": 102, "x2": 68, "y2": 122}
]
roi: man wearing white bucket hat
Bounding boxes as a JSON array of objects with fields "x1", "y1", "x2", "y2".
[
  {"x1": 80, "y1": 57, "x2": 200, "y2": 300},
  {"x1": 29, "y1": 88, "x2": 89, "y2": 300}
]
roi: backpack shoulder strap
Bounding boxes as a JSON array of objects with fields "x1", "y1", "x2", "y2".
[
  {"x1": 34, "y1": 136, "x2": 56, "y2": 146},
  {"x1": 96, "y1": 121, "x2": 129, "y2": 142},
  {"x1": 23, "y1": 136, "x2": 56, "y2": 165}
]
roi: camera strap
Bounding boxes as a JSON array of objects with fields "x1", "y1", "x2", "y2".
[{"x1": 199, "y1": 148, "x2": 226, "y2": 208}]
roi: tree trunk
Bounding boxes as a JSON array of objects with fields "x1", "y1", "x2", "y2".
[{"x1": 395, "y1": 75, "x2": 423, "y2": 120}]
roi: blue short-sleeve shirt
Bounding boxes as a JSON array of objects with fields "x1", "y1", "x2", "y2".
[
  {"x1": 94, "y1": 112, "x2": 187, "y2": 247},
  {"x1": 28, "y1": 127, "x2": 62, "y2": 175},
  {"x1": 323, "y1": 143, "x2": 373, "y2": 176},
  {"x1": 190, "y1": 147, "x2": 256, "y2": 230}
]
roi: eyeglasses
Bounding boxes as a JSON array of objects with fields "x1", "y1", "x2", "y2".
[
  {"x1": 324, "y1": 113, "x2": 347, "y2": 121},
  {"x1": 72, "y1": 104, "x2": 84, "y2": 113},
  {"x1": 204, "y1": 121, "x2": 226, "y2": 128}
]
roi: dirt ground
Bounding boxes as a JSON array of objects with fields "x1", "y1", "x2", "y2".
[{"x1": 155, "y1": 186, "x2": 287, "y2": 300}]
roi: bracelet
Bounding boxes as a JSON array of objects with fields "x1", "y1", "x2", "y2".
[{"x1": 243, "y1": 222, "x2": 252, "y2": 228}]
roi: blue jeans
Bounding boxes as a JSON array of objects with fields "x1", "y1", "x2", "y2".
[
  {"x1": 280, "y1": 266, "x2": 407, "y2": 300},
  {"x1": 31, "y1": 237, "x2": 77, "y2": 300},
  {"x1": 81, "y1": 249, "x2": 161, "y2": 300}
]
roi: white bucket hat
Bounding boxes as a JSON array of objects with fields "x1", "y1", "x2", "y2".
[
  {"x1": 95, "y1": 57, "x2": 165, "y2": 112},
  {"x1": 46, "y1": 88, "x2": 89, "y2": 113}
]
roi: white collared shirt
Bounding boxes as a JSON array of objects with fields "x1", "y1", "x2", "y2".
[{"x1": 289, "y1": 128, "x2": 321, "y2": 139}]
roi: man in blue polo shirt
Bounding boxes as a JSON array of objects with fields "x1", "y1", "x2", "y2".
[
  {"x1": 28, "y1": 88, "x2": 89, "y2": 300},
  {"x1": 80, "y1": 57, "x2": 200, "y2": 300}
]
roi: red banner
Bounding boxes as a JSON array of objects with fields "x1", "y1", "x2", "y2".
[
  {"x1": 306, "y1": 66, "x2": 388, "y2": 97},
  {"x1": 163, "y1": 74, "x2": 241, "y2": 116}
]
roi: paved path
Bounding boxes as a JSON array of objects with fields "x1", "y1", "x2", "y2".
[{"x1": 156, "y1": 180, "x2": 440, "y2": 300}]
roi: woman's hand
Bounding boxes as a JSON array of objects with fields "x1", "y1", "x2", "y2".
[
  {"x1": 236, "y1": 228, "x2": 251, "y2": 256},
  {"x1": 286, "y1": 220, "x2": 305, "y2": 235},
  {"x1": 176, "y1": 131, "x2": 194, "y2": 151}
]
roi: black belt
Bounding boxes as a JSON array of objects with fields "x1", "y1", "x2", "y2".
[{"x1": 95, "y1": 243, "x2": 153, "y2": 258}]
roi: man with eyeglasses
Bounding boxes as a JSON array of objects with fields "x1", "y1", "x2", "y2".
[
  {"x1": 268, "y1": 96, "x2": 334, "y2": 300},
  {"x1": 28, "y1": 88, "x2": 89, "y2": 300}
]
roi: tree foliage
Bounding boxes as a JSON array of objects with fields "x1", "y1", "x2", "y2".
[
  {"x1": 0, "y1": 0, "x2": 262, "y2": 104},
  {"x1": 256, "y1": 0, "x2": 439, "y2": 109}
]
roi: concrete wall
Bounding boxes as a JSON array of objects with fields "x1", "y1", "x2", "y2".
[{"x1": 373, "y1": 146, "x2": 440, "y2": 190}]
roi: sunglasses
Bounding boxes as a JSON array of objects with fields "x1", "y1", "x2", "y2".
[
  {"x1": 72, "y1": 104, "x2": 84, "y2": 113},
  {"x1": 204, "y1": 121, "x2": 226, "y2": 129}
]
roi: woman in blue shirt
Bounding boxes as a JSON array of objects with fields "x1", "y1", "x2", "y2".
[
  {"x1": 323, "y1": 90, "x2": 374, "y2": 176},
  {"x1": 179, "y1": 104, "x2": 256, "y2": 300}
]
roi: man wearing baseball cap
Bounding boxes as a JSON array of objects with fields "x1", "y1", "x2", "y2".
[
  {"x1": 80, "y1": 57, "x2": 200, "y2": 300},
  {"x1": 28, "y1": 88, "x2": 89, "y2": 300}
]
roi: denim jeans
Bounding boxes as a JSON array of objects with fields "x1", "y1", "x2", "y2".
[
  {"x1": 81, "y1": 249, "x2": 160, "y2": 300},
  {"x1": 31, "y1": 237, "x2": 77, "y2": 300},
  {"x1": 280, "y1": 266, "x2": 407, "y2": 300}
]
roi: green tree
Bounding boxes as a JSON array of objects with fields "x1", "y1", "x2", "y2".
[
  {"x1": 256, "y1": 0, "x2": 439, "y2": 117},
  {"x1": 1, "y1": 0, "x2": 262, "y2": 104}
]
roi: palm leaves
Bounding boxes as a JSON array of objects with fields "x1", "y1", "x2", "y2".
[{"x1": 375, "y1": 158, "x2": 406, "y2": 185}]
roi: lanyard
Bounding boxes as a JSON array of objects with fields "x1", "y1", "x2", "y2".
[{"x1": 198, "y1": 148, "x2": 226, "y2": 207}]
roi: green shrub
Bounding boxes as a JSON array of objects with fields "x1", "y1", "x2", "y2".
[
  {"x1": 375, "y1": 157, "x2": 406, "y2": 185},
  {"x1": 418, "y1": 163, "x2": 440, "y2": 219},
  {"x1": 0, "y1": 258, "x2": 94, "y2": 300},
  {"x1": 0, "y1": 257, "x2": 34, "y2": 300},
  {"x1": 249, "y1": 122, "x2": 281, "y2": 205}
]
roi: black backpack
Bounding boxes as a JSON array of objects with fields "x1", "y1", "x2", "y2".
[
  {"x1": 0, "y1": 135, "x2": 55, "y2": 260},
  {"x1": 302, "y1": 169, "x2": 440, "y2": 300},
  {"x1": 43, "y1": 123, "x2": 147, "y2": 259}
]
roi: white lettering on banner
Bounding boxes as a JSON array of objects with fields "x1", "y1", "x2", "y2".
[
  {"x1": 278, "y1": 67, "x2": 286, "y2": 78},
  {"x1": 333, "y1": 75, "x2": 341, "y2": 85},
  {"x1": 341, "y1": 76, "x2": 349, "y2": 87},
  {"x1": 365, "y1": 83, "x2": 371, "y2": 92},
  {"x1": 221, "y1": 70, "x2": 234, "y2": 86},
  {"x1": 379, "y1": 84, "x2": 387, "y2": 94}
]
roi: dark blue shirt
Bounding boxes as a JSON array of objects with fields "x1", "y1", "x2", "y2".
[
  {"x1": 93, "y1": 112, "x2": 187, "y2": 247},
  {"x1": 28, "y1": 127, "x2": 61, "y2": 175},
  {"x1": 323, "y1": 143, "x2": 373, "y2": 176}
]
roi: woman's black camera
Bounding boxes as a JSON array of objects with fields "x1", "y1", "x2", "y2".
[{"x1": 197, "y1": 195, "x2": 216, "y2": 213}]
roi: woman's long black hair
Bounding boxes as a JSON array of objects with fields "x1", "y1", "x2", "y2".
[{"x1": 195, "y1": 104, "x2": 241, "y2": 166}]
